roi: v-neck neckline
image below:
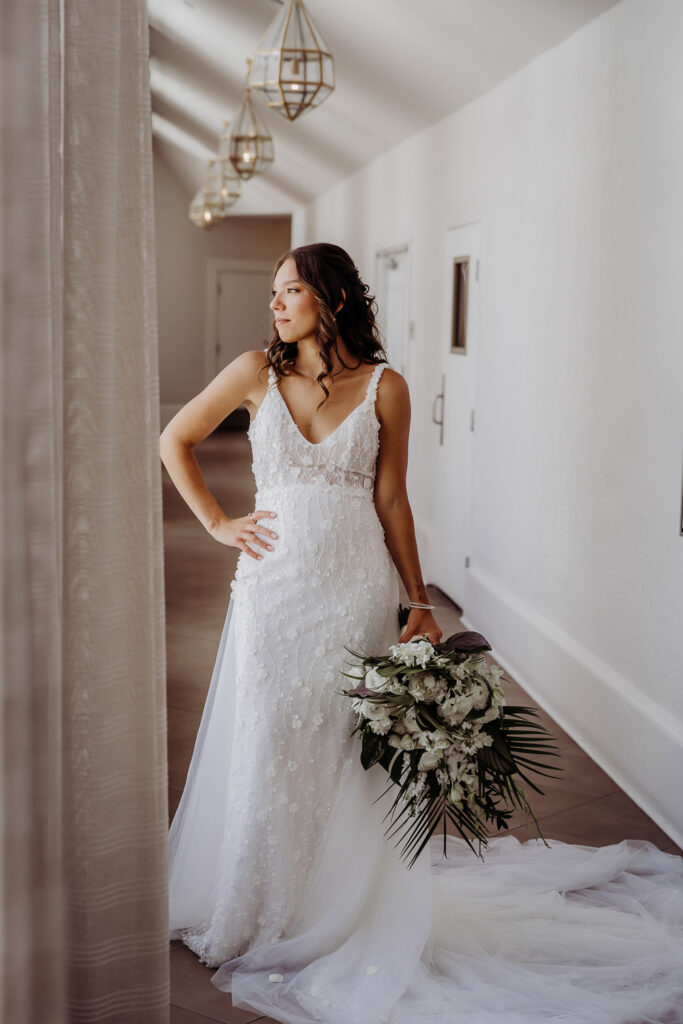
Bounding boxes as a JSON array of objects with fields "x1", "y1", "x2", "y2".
[{"x1": 274, "y1": 364, "x2": 380, "y2": 448}]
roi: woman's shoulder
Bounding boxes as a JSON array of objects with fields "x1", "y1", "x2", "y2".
[
  {"x1": 375, "y1": 363, "x2": 408, "y2": 396},
  {"x1": 373, "y1": 365, "x2": 409, "y2": 425}
]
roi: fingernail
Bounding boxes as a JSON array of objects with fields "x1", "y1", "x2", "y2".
[
  {"x1": 267, "y1": 545, "x2": 273, "y2": 550},
  {"x1": 270, "y1": 512, "x2": 277, "y2": 517},
  {"x1": 257, "y1": 554, "x2": 263, "y2": 559},
  {"x1": 272, "y1": 533, "x2": 278, "y2": 539}
]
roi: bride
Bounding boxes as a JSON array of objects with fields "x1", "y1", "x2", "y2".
[{"x1": 161, "y1": 243, "x2": 683, "y2": 1024}]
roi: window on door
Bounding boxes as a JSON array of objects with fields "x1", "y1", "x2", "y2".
[{"x1": 450, "y1": 257, "x2": 469, "y2": 354}]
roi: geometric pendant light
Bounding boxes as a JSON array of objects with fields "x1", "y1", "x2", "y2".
[
  {"x1": 188, "y1": 158, "x2": 242, "y2": 230},
  {"x1": 188, "y1": 187, "x2": 218, "y2": 230},
  {"x1": 249, "y1": 0, "x2": 334, "y2": 122},
  {"x1": 227, "y1": 70, "x2": 275, "y2": 180},
  {"x1": 204, "y1": 156, "x2": 242, "y2": 212}
]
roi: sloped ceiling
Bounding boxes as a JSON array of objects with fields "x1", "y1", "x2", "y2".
[{"x1": 149, "y1": 0, "x2": 621, "y2": 216}]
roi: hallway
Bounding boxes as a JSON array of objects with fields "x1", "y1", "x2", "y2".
[{"x1": 164, "y1": 430, "x2": 681, "y2": 1024}]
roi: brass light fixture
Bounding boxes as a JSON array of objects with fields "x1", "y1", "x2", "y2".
[
  {"x1": 212, "y1": 138, "x2": 244, "y2": 208},
  {"x1": 250, "y1": 0, "x2": 334, "y2": 122},
  {"x1": 188, "y1": 158, "x2": 242, "y2": 230},
  {"x1": 189, "y1": 187, "x2": 217, "y2": 230},
  {"x1": 228, "y1": 65, "x2": 275, "y2": 180}
]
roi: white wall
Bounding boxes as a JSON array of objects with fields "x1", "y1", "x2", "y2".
[
  {"x1": 292, "y1": 0, "x2": 683, "y2": 843},
  {"x1": 153, "y1": 153, "x2": 291, "y2": 410}
]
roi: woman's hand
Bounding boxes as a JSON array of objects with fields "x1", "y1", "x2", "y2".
[
  {"x1": 399, "y1": 608, "x2": 443, "y2": 645},
  {"x1": 209, "y1": 508, "x2": 278, "y2": 559}
]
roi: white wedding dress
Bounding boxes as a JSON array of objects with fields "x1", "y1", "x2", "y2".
[{"x1": 169, "y1": 361, "x2": 683, "y2": 1024}]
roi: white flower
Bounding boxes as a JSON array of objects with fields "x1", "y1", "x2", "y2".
[
  {"x1": 361, "y1": 699, "x2": 392, "y2": 720},
  {"x1": 448, "y1": 782, "x2": 464, "y2": 804},
  {"x1": 368, "y1": 717, "x2": 393, "y2": 735},
  {"x1": 418, "y1": 749, "x2": 442, "y2": 771},
  {"x1": 387, "y1": 733, "x2": 403, "y2": 749},
  {"x1": 424, "y1": 729, "x2": 451, "y2": 751},
  {"x1": 399, "y1": 734, "x2": 416, "y2": 751},
  {"x1": 470, "y1": 682, "x2": 490, "y2": 710},
  {"x1": 478, "y1": 706, "x2": 501, "y2": 725},
  {"x1": 407, "y1": 675, "x2": 429, "y2": 700},
  {"x1": 403, "y1": 708, "x2": 422, "y2": 734},
  {"x1": 388, "y1": 638, "x2": 435, "y2": 667},
  {"x1": 365, "y1": 667, "x2": 389, "y2": 692}
]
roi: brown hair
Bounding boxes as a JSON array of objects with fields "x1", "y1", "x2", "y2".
[{"x1": 261, "y1": 242, "x2": 388, "y2": 409}]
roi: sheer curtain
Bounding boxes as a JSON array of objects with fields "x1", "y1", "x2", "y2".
[{"x1": 1, "y1": 2, "x2": 169, "y2": 1021}]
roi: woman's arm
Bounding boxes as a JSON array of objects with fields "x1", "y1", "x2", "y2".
[
  {"x1": 159, "y1": 350, "x2": 278, "y2": 560},
  {"x1": 373, "y1": 369, "x2": 442, "y2": 644}
]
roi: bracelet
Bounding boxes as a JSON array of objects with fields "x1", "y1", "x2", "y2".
[{"x1": 409, "y1": 601, "x2": 435, "y2": 610}]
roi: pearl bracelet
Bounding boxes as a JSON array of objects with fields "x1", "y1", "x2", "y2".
[{"x1": 408, "y1": 601, "x2": 435, "y2": 610}]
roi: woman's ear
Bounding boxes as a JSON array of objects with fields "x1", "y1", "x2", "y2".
[{"x1": 335, "y1": 288, "x2": 346, "y2": 315}]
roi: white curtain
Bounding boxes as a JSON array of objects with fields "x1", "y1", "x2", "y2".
[{"x1": 1, "y1": 2, "x2": 169, "y2": 1021}]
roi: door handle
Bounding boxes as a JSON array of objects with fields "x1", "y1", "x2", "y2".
[{"x1": 432, "y1": 374, "x2": 445, "y2": 446}]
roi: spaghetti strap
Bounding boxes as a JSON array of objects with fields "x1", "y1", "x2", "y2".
[{"x1": 366, "y1": 361, "x2": 388, "y2": 406}]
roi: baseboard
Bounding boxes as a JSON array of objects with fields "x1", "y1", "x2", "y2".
[{"x1": 462, "y1": 563, "x2": 683, "y2": 849}]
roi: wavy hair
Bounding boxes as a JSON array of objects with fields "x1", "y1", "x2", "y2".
[{"x1": 261, "y1": 242, "x2": 388, "y2": 409}]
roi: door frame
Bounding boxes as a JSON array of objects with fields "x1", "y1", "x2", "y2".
[
  {"x1": 374, "y1": 243, "x2": 412, "y2": 375},
  {"x1": 431, "y1": 221, "x2": 482, "y2": 609},
  {"x1": 204, "y1": 259, "x2": 275, "y2": 385}
]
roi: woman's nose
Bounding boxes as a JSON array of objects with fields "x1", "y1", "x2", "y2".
[{"x1": 270, "y1": 294, "x2": 283, "y2": 311}]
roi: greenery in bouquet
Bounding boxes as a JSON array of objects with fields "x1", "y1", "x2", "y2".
[{"x1": 340, "y1": 604, "x2": 562, "y2": 868}]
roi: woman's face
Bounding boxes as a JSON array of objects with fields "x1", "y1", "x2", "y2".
[{"x1": 270, "y1": 258, "x2": 320, "y2": 344}]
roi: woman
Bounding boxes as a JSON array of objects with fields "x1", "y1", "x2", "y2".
[{"x1": 161, "y1": 243, "x2": 683, "y2": 1024}]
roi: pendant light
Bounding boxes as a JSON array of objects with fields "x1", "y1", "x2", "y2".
[
  {"x1": 210, "y1": 141, "x2": 243, "y2": 209},
  {"x1": 228, "y1": 64, "x2": 275, "y2": 180},
  {"x1": 249, "y1": 0, "x2": 334, "y2": 122},
  {"x1": 188, "y1": 187, "x2": 217, "y2": 230},
  {"x1": 188, "y1": 158, "x2": 242, "y2": 230}
]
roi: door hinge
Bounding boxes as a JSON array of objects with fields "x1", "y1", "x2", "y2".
[
  {"x1": 475, "y1": 259, "x2": 480, "y2": 282},
  {"x1": 465, "y1": 556, "x2": 471, "y2": 568},
  {"x1": 216, "y1": 280, "x2": 222, "y2": 296},
  {"x1": 470, "y1": 408, "x2": 475, "y2": 432}
]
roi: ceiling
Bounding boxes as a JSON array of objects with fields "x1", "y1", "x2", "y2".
[{"x1": 149, "y1": 0, "x2": 621, "y2": 216}]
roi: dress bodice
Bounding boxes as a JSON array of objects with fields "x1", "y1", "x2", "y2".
[{"x1": 247, "y1": 361, "x2": 388, "y2": 497}]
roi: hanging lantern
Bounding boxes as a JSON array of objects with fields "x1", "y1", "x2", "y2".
[
  {"x1": 207, "y1": 147, "x2": 243, "y2": 210},
  {"x1": 228, "y1": 70, "x2": 275, "y2": 180},
  {"x1": 188, "y1": 158, "x2": 242, "y2": 230},
  {"x1": 249, "y1": 0, "x2": 334, "y2": 122},
  {"x1": 188, "y1": 188, "x2": 217, "y2": 230}
]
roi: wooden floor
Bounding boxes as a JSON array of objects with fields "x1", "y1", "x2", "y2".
[{"x1": 163, "y1": 430, "x2": 681, "y2": 1024}]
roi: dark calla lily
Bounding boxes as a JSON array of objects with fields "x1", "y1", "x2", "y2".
[{"x1": 435, "y1": 631, "x2": 492, "y2": 655}]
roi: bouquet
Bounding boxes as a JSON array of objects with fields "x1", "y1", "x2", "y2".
[{"x1": 340, "y1": 611, "x2": 562, "y2": 868}]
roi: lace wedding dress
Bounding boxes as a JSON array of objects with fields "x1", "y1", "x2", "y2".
[{"x1": 169, "y1": 361, "x2": 683, "y2": 1024}]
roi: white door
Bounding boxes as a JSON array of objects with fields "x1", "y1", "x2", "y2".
[
  {"x1": 432, "y1": 223, "x2": 481, "y2": 610},
  {"x1": 375, "y1": 247, "x2": 411, "y2": 374},
  {"x1": 205, "y1": 260, "x2": 274, "y2": 381}
]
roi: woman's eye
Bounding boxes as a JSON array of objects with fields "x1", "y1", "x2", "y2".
[{"x1": 287, "y1": 288, "x2": 298, "y2": 293}]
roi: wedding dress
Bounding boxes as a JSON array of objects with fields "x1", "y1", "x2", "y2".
[{"x1": 169, "y1": 360, "x2": 683, "y2": 1024}]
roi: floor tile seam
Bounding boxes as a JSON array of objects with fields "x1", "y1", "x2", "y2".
[
  {"x1": 503, "y1": 786, "x2": 624, "y2": 834},
  {"x1": 170, "y1": 998, "x2": 264, "y2": 1024}
]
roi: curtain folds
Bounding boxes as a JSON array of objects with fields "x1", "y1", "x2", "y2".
[{"x1": 1, "y1": 2, "x2": 169, "y2": 1021}]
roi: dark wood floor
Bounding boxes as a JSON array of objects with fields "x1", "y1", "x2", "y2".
[{"x1": 163, "y1": 431, "x2": 681, "y2": 1024}]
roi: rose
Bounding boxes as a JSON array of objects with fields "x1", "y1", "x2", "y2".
[
  {"x1": 365, "y1": 667, "x2": 388, "y2": 692},
  {"x1": 361, "y1": 699, "x2": 393, "y2": 720},
  {"x1": 368, "y1": 717, "x2": 392, "y2": 735},
  {"x1": 418, "y1": 750, "x2": 442, "y2": 771}
]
